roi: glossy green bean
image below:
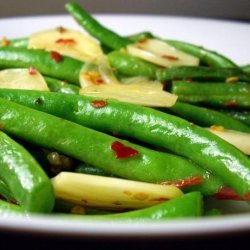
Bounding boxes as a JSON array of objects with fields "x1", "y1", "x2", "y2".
[
  {"x1": 220, "y1": 110, "x2": 250, "y2": 126},
  {"x1": 156, "y1": 66, "x2": 250, "y2": 82},
  {"x1": 8, "y1": 37, "x2": 29, "y2": 48},
  {"x1": 0, "y1": 90, "x2": 249, "y2": 198},
  {"x1": 44, "y1": 76, "x2": 80, "y2": 94},
  {"x1": 65, "y1": 192, "x2": 203, "y2": 220},
  {"x1": 0, "y1": 47, "x2": 83, "y2": 84},
  {"x1": 171, "y1": 81, "x2": 250, "y2": 96},
  {"x1": 108, "y1": 51, "x2": 159, "y2": 79},
  {"x1": 0, "y1": 199, "x2": 24, "y2": 216},
  {"x1": 65, "y1": 2, "x2": 131, "y2": 50},
  {"x1": 167, "y1": 102, "x2": 250, "y2": 133},
  {"x1": 0, "y1": 97, "x2": 219, "y2": 195},
  {"x1": 0, "y1": 130, "x2": 54, "y2": 213},
  {"x1": 0, "y1": 178, "x2": 14, "y2": 201},
  {"x1": 177, "y1": 94, "x2": 250, "y2": 109}
]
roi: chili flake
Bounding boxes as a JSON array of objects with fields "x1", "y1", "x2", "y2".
[
  {"x1": 111, "y1": 141, "x2": 139, "y2": 159},
  {"x1": 162, "y1": 55, "x2": 178, "y2": 61},
  {"x1": 160, "y1": 176, "x2": 203, "y2": 188},
  {"x1": 90, "y1": 100, "x2": 107, "y2": 108},
  {"x1": 214, "y1": 186, "x2": 246, "y2": 200},
  {"x1": 55, "y1": 38, "x2": 76, "y2": 46},
  {"x1": 50, "y1": 51, "x2": 63, "y2": 62}
]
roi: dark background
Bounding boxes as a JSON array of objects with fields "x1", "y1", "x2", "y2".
[{"x1": 0, "y1": 0, "x2": 250, "y2": 21}]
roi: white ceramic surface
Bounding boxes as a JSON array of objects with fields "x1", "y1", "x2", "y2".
[{"x1": 0, "y1": 15, "x2": 249, "y2": 237}]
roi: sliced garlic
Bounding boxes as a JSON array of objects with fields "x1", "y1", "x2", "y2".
[
  {"x1": 0, "y1": 68, "x2": 49, "y2": 91},
  {"x1": 28, "y1": 27, "x2": 103, "y2": 62},
  {"x1": 52, "y1": 172, "x2": 183, "y2": 210},
  {"x1": 127, "y1": 38, "x2": 199, "y2": 67}
]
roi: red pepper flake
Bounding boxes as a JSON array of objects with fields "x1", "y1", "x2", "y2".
[
  {"x1": 90, "y1": 100, "x2": 107, "y2": 108},
  {"x1": 160, "y1": 176, "x2": 203, "y2": 188},
  {"x1": 223, "y1": 100, "x2": 240, "y2": 107},
  {"x1": 162, "y1": 55, "x2": 178, "y2": 61},
  {"x1": 55, "y1": 38, "x2": 76, "y2": 46},
  {"x1": 50, "y1": 51, "x2": 63, "y2": 62},
  {"x1": 28, "y1": 66, "x2": 37, "y2": 75},
  {"x1": 214, "y1": 186, "x2": 250, "y2": 201},
  {"x1": 111, "y1": 141, "x2": 139, "y2": 159}
]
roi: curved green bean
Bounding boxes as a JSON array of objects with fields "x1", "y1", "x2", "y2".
[
  {"x1": 0, "y1": 130, "x2": 54, "y2": 213},
  {"x1": 0, "y1": 97, "x2": 220, "y2": 196},
  {"x1": 65, "y1": 2, "x2": 131, "y2": 50},
  {"x1": 64, "y1": 192, "x2": 203, "y2": 220},
  {"x1": 0, "y1": 90, "x2": 249, "y2": 198}
]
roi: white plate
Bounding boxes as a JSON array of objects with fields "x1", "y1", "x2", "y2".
[{"x1": 0, "y1": 14, "x2": 250, "y2": 238}]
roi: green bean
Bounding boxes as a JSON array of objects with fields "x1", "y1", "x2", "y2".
[
  {"x1": 0, "y1": 178, "x2": 14, "y2": 201},
  {"x1": 166, "y1": 40, "x2": 238, "y2": 68},
  {"x1": 0, "y1": 199, "x2": 24, "y2": 216},
  {"x1": 0, "y1": 130, "x2": 54, "y2": 213},
  {"x1": 44, "y1": 76, "x2": 80, "y2": 94},
  {"x1": 0, "y1": 90, "x2": 249, "y2": 198},
  {"x1": 241, "y1": 64, "x2": 250, "y2": 74},
  {"x1": 0, "y1": 47, "x2": 83, "y2": 84},
  {"x1": 177, "y1": 94, "x2": 250, "y2": 109},
  {"x1": 63, "y1": 192, "x2": 203, "y2": 220},
  {"x1": 171, "y1": 81, "x2": 250, "y2": 96},
  {"x1": 156, "y1": 66, "x2": 250, "y2": 83},
  {"x1": 8, "y1": 37, "x2": 29, "y2": 48},
  {"x1": 108, "y1": 51, "x2": 160, "y2": 79},
  {"x1": 220, "y1": 110, "x2": 250, "y2": 126},
  {"x1": 75, "y1": 163, "x2": 116, "y2": 177},
  {"x1": 65, "y1": 2, "x2": 131, "y2": 50},
  {"x1": 167, "y1": 102, "x2": 250, "y2": 133},
  {"x1": 0, "y1": 97, "x2": 221, "y2": 196},
  {"x1": 126, "y1": 31, "x2": 154, "y2": 43}
]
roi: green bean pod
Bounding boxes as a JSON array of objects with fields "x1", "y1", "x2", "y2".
[
  {"x1": 166, "y1": 40, "x2": 238, "y2": 68},
  {"x1": 171, "y1": 81, "x2": 250, "y2": 96},
  {"x1": 167, "y1": 102, "x2": 250, "y2": 133},
  {"x1": 0, "y1": 199, "x2": 25, "y2": 216},
  {"x1": 66, "y1": 192, "x2": 203, "y2": 220},
  {"x1": 177, "y1": 94, "x2": 250, "y2": 109},
  {"x1": 65, "y1": 2, "x2": 131, "y2": 50},
  {"x1": 0, "y1": 90, "x2": 249, "y2": 198},
  {"x1": 8, "y1": 37, "x2": 29, "y2": 48},
  {"x1": 44, "y1": 76, "x2": 80, "y2": 94},
  {"x1": 0, "y1": 47, "x2": 83, "y2": 84},
  {"x1": 108, "y1": 51, "x2": 160, "y2": 79},
  {"x1": 220, "y1": 110, "x2": 250, "y2": 126},
  {"x1": 0, "y1": 130, "x2": 54, "y2": 213},
  {"x1": 0, "y1": 96, "x2": 222, "y2": 196},
  {"x1": 156, "y1": 66, "x2": 250, "y2": 83},
  {"x1": 0, "y1": 178, "x2": 14, "y2": 201}
]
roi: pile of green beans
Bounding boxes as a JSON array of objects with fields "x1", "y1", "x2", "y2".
[{"x1": 0, "y1": 1, "x2": 250, "y2": 220}]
